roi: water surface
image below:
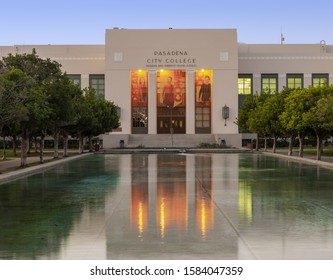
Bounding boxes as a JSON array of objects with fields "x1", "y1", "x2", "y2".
[{"x1": 0, "y1": 153, "x2": 332, "y2": 259}]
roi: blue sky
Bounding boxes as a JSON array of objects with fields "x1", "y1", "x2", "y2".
[{"x1": 1, "y1": 0, "x2": 333, "y2": 45}]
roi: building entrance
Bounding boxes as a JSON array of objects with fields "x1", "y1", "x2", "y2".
[{"x1": 156, "y1": 69, "x2": 186, "y2": 134}]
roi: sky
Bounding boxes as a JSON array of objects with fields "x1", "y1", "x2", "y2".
[{"x1": 1, "y1": 0, "x2": 333, "y2": 46}]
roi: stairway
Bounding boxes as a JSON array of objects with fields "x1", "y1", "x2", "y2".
[{"x1": 127, "y1": 134, "x2": 216, "y2": 148}]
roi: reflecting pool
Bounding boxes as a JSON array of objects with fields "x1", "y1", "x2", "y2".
[{"x1": 0, "y1": 153, "x2": 332, "y2": 259}]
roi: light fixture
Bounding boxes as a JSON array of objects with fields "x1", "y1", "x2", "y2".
[
  {"x1": 201, "y1": 69, "x2": 205, "y2": 73},
  {"x1": 222, "y1": 104, "x2": 229, "y2": 126},
  {"x1": 160, "y1": 69, "x2": 164, "y2": 73},
  {"x1": 138, "y1": 69, "x2": 142, "y2": 73}
]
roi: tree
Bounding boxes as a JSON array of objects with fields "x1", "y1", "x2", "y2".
[
  {"x1": 303, "y1": 86, "x2": 333, "y2": 160},
  {"x1": 45, "y1": 75, "x2": 81, "y2": 158},
  {"x1": 259, "y1": 92, "x2": 285, "y2": 153},
  {"x1": 70, "y1": 88, "x2": 119, "y2": 153},
  {"x1": 1, "y1": 50, "x2": 61, "y2": 167}
]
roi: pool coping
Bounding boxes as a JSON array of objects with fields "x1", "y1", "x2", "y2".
[
  {"x1": 262, "y1": 151, "x2": 333, "y2": 170},
  {"x1": 0, "y1": 153, "x2": 92, "y2": 185}
]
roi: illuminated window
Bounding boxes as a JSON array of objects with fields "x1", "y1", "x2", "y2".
[
  {"x1": 312, "y1": 74, "x2": 328, "y2": 87},
  {"x1": 287, "y1": 74, "x2": 303, "y2": 89},
  {"x1": 238, "y1": 74, "x2": 252, "y2": 95},
  {"x1": 261, "y1": 74, "x2": 278, "y2": 93},
  {"x1": 89, "y1": 74, "x2": 105, "y2": 98},
  {"x1": 131, "y1": 70, "x2": 148, "y2": 134},
  {"x1": 195, "y1": 69, "x2": 212, "y2": 134}
]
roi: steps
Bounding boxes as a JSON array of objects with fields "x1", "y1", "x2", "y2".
[{"x1": 127, "y1": 134, "x2": 216, "y2": 148}]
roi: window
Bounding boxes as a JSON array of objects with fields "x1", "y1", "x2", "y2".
[
  {"x1": 261, "y1": 74, "x2": 278, "y2": 93},
  {"x1": 132, "y1": 107, "x2": 148, "y2": 128},
  {"x1": 195, "y1": 69, "x2": 212, "y2": 133},
  {"x1": 131, "y1": 70, "x2": 148, "y2": 134},
  {"x1": 238, "y1": 74, "x2": 253, "y2": 95},
  {"x1": 287, "y1": 74, "x2": 303, "y2": 89},
  {"x1": 312, "y1": 74, "x2": 328, "y2": 87},
  {"x1": 195, "y1": 107, "x2": 210, "y2": 128},
  {"x1": 89, "y1": 74, "x2": 105, "y2": 98},
  {"x1": 67, "y1": 74, "x2": 81, "y2": 87}
]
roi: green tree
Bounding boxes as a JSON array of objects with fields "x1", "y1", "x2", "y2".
[
  {"x1": 46, "y1": 75, "x2": 81, "y2": 158},
  {"x1": 303, "y1": 86, "x2": 333, "y2": 160},
  {"x1": 1, "y1": 50, "x2": 62, "y2": 166}
]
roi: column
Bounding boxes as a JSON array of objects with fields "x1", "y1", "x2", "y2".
[
  {"x1": 148, "y1": 70, "x2": 157, "y2": 134},
  {"x1": 186, "y1": 70, "x2": 195, "y2": 134}
]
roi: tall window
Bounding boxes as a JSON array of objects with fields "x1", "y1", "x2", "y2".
[
  {"x1": 89, "y1": 74, "x2": 105, "y2": 98},
  {"x1": 131, "y1": 70, "x2": 148, "y2": 134},
  {"x1": 238, "y1": 74, "x2": 252, "y2": 109},
  {"x1": 156, "y1": 70, "x2": 186, "y2": 134},
  {"x1": 261, "y1": 74, "x2": 278, "y2": 93},
  {"x1": 195, "y1": 69, "x2": 212, "y2": 134},
  {"x1": 312, "y1": 74, "x2": 328, "y2": 87},
  {"x1": 287, "y1": 74, "x2": 303, "y2": 89},
  {"x1": 67, "y1": 74, "x2": 81, "y2": 87}
]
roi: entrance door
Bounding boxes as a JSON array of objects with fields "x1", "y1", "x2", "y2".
[{"x1": 157, "y1": 116, "x2": 186, "y2": 134}]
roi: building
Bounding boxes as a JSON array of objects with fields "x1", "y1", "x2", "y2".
[{"x1": 1, "y1": 29, "x2": 332, "y2": 148}]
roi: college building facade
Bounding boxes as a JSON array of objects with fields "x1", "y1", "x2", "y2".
[{"x1": 1, "y1": 29, "x2": 333, "y2": 148}]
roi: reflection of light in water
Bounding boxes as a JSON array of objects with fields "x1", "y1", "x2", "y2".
[
  {"x1": 159, "y1": 197, "x2": 165, "y2": 239},
  {"x1": 238, "y1": 182, "x2": 252, "y2": 223},
  {"x1": 138, "y1": 201, "x2": 143, "y2": 239},
  {"x1": 201, "y1": 199, "x2": 207, "y2": 240}
]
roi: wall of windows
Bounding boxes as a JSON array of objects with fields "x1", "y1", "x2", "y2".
[
  {"x1": 131, "y1": 70, "x2": 148, "y2": 134},
  {"x1": 89, "y1": 74, "x2": 105, "y2": 99},
  {"x1": 195, "y1": 69, "x2": 212, "y2": 133}
]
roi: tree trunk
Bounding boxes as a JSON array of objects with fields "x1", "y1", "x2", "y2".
[
  {"x1": 40, "y1": 135, "x2": 45, "y2": 163},
  {"x1": 298, "y1": 132, "x2": 304, "y2": 158},
  {"x1": 34, "y1": 136, "x2": 38, "y2": 153},
  {"x1": 21, "y1": 130, "x2": 29, "y2": 167},
  {"x1": 264, "y1": 137, "x2": 267, "y2": 152},
  {"x1": 2, "y1": 136, "x2": 7, "y2": 160},
  {"x1": 316, "y1": 134, "x2": 322, "y2": 161},
  {"x1": 288, "y1": 136, "x2": 293, "y2": 156},
  {"x1": 255, "y1": 134, "x2": 259, "y2": 150},
  {"x1": 53, "y1": 131, "x2": 60, "y2": 158},
  {"x1": 63, "y1": 135, "x2": 69, "y2": 157},
  {"x1": 88, "y1": 136, "x2": 93, "y2": 152},
  {"x1": 272, "y1": 135, "x2": 277, "y2": 153},
  {"x1": 13, "y1": 135, "x2": 17, "y2": 156},
  {"x1": 78, "y1": 133, "x2": 84, "y2": 154}
]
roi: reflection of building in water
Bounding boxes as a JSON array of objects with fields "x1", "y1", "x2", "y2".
[
  {"x1": 130, "y1": 154, "x2": 149, "y2": 240},
  {"x1": 238, "y1": 181, "x2": 252, "y2": 223},
  {"x1": 156, "y1": 154, "x2": 188, "y2": 239},
  {"x1": 195, "y1": 156, "x2": 214, "y2": 240}
]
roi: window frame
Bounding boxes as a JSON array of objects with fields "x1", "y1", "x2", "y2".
[
  {"x1": 89, "y1": 74, "x2": 105, "y2": 98},
  {"x1": 312, "y1": 73, "x2": 329, "y2": 87},
  {"x1": 261, "y1": 73, "x2": 278, "y2": 93},
  {"x1": 286, "y1": 74, "x2": 303, "y2": 89}
]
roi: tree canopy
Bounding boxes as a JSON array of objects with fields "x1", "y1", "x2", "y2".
[{"x1": 0, "y1": 50, "x2": 119, "y2": 166}]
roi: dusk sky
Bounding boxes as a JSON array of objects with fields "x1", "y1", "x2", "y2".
[{"x1": 1, "y1": 0, "x2": 333, "y2": 45}]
